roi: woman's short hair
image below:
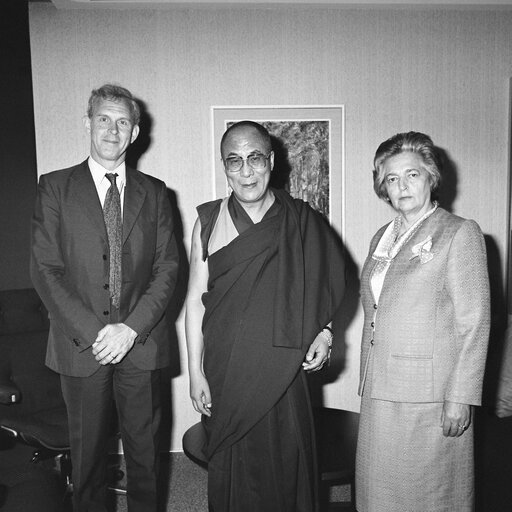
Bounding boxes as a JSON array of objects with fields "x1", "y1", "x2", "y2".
[
  {"x1": 87, "y1": 84, "x2": 140, "y2": 125},
  {"x1": 373, "y1": 131, "x2": 442, "y2": 201}
]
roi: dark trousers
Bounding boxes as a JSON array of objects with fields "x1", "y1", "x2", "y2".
[{"x1": 61, "y1": 356, "x2": 162, "y2": 512}]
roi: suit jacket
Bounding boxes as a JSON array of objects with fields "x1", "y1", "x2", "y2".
[
  {"x1": 358, "y1": 207, "x2": 490, "y2": 405},
  {"x1": 30, "y1": 160, "x2": 179, "y2": 377}
]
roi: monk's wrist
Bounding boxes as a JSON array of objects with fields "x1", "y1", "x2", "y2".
[{"x1": 319, "y1": 327, "x2": 333, "y2": 347}]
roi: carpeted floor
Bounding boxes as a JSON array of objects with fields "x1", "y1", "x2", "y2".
[
  {"x1": 3, "y1": 408, "x2": 511, "y2": 511},
  {"x1": 112, "y1": 453, "x2": 352, "y2": 512},
  {"x1": 18, "y1": 420, "x2": 512, "y2": 512},
  {"x1": 0, "y1": 442, "x2": 351, "y2": 512},
  {"x1": 113, "y1": 453, "x2": 208, "y2": 512}
]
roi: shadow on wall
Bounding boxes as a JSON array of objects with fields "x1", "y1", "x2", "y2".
[
  {"x1": 266, "y1": 135, "x2": 360, "y2": 406},
  {"x1": 158, "y1": 187, "x2": 189, "y2": 510},
  {"x1": 0, "y1": 0, "x2": 38, "y2": 290},
  {"x1": 126, "y1": 97, "x2": 152, "y2": 171},
  {"x1": 307, "y1": 246, "x2": 361, "y2": 409},
  {"x1": 125, "y1": 97, "x2": 190, "y2": 508},
  {"x1": 474, "y1": 234, "x2": 511, "y2": 512},
  {"x1": 269, "y1": 133, "x2": 361, "y2": 406},
  {"x1": 269, "y1": 135, "x2": 292, "y2": 190},
  {"x1": 435, "y1": 146, "x2": 458, "y2": 212},
  {"x1": 436, "y1": 145, "x2": 512, "y2": 512}
]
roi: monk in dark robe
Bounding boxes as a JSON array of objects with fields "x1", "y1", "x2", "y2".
[{"x1": 185, "y1": 121, "x2": 345, "y2": 512}]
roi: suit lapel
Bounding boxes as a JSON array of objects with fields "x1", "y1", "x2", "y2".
[
  {"x1": 123, "y1": 167, "x2": 146, "y2": 245},
  {"x1": 69, "y1": 161, "x2": 108, "y2": 242}
]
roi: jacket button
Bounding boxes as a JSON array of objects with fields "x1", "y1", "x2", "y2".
[
  {"x1": 371, "y1": 322, "x2": 375, "y2": 327},
  {"x1": 370, "y1": 339, "x2": 374, "y2": 345},
  {"x1": 103, "y1": 254, "x2": 107, "y2": 260},
  {"x1": 373, "y1": 304, "x2": 378, "y2": 309},
  {"x1": 103, "y1": 284, "x2": 109, "y2": 290},
  {"x1": 103, "y1": 310, "x2": 109, "y2": 316}
]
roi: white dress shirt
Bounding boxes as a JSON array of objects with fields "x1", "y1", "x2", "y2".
[{"x1": 88, "y1": 156, "x2": 126, "y2": 216}]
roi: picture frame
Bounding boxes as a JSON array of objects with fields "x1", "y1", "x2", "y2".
[{"x1": 211, "y1": 105, "x2": 345, "y2": 237}]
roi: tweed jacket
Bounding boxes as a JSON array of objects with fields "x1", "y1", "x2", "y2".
[
  {"x1": 358, "y1": 207, "x2": 490, "y2": 405},
  {"x1": 30, "y1": 160, "x2": 179, "y2": 377}
]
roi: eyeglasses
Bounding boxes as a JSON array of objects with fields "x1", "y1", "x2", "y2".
[{"x1": 223, "y1": 153, "x2": 271, "y2": 173}]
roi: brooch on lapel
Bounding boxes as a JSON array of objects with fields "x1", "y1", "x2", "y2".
[{"x1": 410, "y1": 236, "x2": 434, "y2": 264}]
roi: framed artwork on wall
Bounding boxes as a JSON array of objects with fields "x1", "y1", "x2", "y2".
[{"x1": 211, "y1": 105, "x2": 345, "y2": 237}]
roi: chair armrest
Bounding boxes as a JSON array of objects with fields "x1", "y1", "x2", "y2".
[
  {"x1": 0, "y1": 380, "x2": 21, "y2": 404},
  {"x1": 2, "y1": 406, "x2": 69, "y2": 450}
]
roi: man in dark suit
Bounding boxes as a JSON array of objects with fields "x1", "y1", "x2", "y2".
[{"x1": 30, "y1": 84, "x2": 179, "y2": 512}]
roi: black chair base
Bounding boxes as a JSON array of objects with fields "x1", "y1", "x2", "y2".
[{"x1": 107, "y1": 453, "x2": 127, "y2": 495}]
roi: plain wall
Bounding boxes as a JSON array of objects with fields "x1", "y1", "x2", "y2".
[{"x1": 29, "y1": 3, "x2": 512, "y2": 450}]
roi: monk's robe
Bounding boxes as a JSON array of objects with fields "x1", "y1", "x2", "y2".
[{"x1": 197, "y1": 188, "x2": 345, "y2": 512}]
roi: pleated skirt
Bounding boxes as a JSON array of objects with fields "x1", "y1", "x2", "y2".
[{"x1": 355, "y1": 348, "x2": 474, "y2": 512}]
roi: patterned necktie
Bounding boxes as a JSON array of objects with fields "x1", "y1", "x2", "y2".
[{"x1": 104, "y1": 173, "x2": 122, "y2": 309}]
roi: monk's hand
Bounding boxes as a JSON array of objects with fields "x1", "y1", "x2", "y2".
[
  {"x1": 302, "y1": 333, "x2": 330, "y2": 372},
  {"x1": 441, "y1": 400, "x2": 471, "y2": 437},
  {"x1": 190, "y1": 372, "x2": 212, "y2": 417},
  {"x1": 93, "y1": 323, "x2": 137, "y2": 365}
]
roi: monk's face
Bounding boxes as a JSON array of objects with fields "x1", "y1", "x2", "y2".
[{"x1": 221, "y1": 126, "x2": 274, "y2": 206}]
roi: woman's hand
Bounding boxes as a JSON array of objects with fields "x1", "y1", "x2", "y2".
[
  {"x1": 302, "y1": 333, "x2": 330, "y2": 372},
  {"x1": 441, "y1": 400, "x2": 471, "y2": 437},
  {"x1": 190, "y1": 372, "x2": 212, "y2": 417}
]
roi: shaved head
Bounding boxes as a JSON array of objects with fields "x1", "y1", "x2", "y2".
[{"x1": 220, "y1": 121, "x2": 272, "y2": 159}]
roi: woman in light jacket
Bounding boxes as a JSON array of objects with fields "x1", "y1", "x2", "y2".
[{"x1": 355, "y1": 131, "x2": 490, "y2": 512}]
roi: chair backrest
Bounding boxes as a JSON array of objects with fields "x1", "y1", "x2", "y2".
[
  {"x1": 0, "y1": 288, "x2": 60, "y2": 415},
  {"x1": 0, "y1": 288, "x2": 49, "y2": 336}
]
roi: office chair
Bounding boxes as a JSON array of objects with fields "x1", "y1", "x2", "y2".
[
  {"x1": 0, "y1": 288, "x2": 126, "y2": 501},
  {"x1": 0, "y1": 287, "x2": 72, "y2": 507}
]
